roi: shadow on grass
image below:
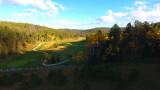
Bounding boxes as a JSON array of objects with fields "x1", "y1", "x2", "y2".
[
  {"x1": 0, "y1": 51, "x2": 45, "y2": 69},
  {"x1": 0, "y1": 40, "x2": 85, "y2": 69},
  {"x1": 47, "y1": 40, "x2": 85, "y2": 59}
]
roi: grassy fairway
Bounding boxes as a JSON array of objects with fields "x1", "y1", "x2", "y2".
[
  {"x1": 47, "y1": 40, "x2": 85, "y2": 60},
  {"x1": 0, "y1": 51, "x2": 45, "y2": 69},
  {"x1": 0, "y1": 40, "x2": 85, "y2": 69}
]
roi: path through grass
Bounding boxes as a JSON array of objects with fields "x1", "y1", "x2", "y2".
[{"x1": 0, "y1": 40, "x2": 85, "y2": 69}]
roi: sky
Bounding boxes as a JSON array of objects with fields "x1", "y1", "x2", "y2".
[{"x1": 0, "y1": 0, "x2": 160, "y2": 29}]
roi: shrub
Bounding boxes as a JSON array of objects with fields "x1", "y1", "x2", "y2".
[
  {"x1": 128, "y1": 69, "x2": 140, "y2": 82},
  {"x1": 11, "y1": 72, "x2": 25, "y2": 82},
  {"x1": 115, "y1": 77, "x2": 126, "y2": 90},
  {"x1": 28, "y1": 73, "x2": 43, "y2": 86},
  {"x1": 83, "y1": 83, "x2": 90, "y2": 90},
  {"x1": 57, "y1": 75, "x2": 68, "y2": 87},
  {"x1": 47, "y1": 70, "x2": 57, "y2": 84},
  {"x1": 19, "y1": 80, "x2": 30, "y2": 90},
  {"x1": 47, "y1": 70, "x2": 68, "y2": 86},
  {"x1": 0, "y1": 75, "x2": 13, "y2": 87}
]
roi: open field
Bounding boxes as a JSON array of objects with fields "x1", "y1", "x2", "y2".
[
  {"x1": 46, "y1": 40, "x2": 85, "y2": 60},
  {"x1": 0, "y1": 40, "x2": 85, "y2": 69},
  {"x1": 0, "y1": 51, "x2": 44, "y2": 69}
]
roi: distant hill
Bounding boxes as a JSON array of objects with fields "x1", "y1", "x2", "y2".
[{"x1": 61, "y1": 27, "x2": 111, "y2": 37}]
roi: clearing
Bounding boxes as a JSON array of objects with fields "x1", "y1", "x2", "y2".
[{"x1": 0, "y1": 39, "x2": 85, "y2": 69}]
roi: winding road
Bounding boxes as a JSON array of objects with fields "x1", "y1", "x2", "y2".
[
  {"x1": 33, "y1": 42, "x2": 70, "y2": 66},
  {"x1": 0, "y1": 42, "x2": 71, "y2": 72}
]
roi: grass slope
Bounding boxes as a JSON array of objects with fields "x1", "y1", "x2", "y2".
[
  {"x1": 46, "y1": 40, "x2": 85, "y2": 63},
  {"x1": 0, "y1": 40, "x2": 85, "y2": 69},
  {"x1": 0, "y1": 52, "x2": 44, "y2": 69}
]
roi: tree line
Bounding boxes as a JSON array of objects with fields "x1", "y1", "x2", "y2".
[
  {"x1": 61, "y1": 27, "x2": 110, "y2": 37},
  {"x1": 84, "y1": 20, "x2": 160, "y2": 65}
]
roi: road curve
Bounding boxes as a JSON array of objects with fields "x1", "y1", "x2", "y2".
[
  {"x1": 33, "y1": 42, "x2": 70, "y2": 66},
  {"x1": 0, "y1": 42, "x2": 73, "y2": 72}
]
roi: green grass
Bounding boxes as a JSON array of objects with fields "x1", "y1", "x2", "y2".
[
  {"x1": 56, "y1": 41, "x2": 73, "y2": 43},
  {"x1": 47, "y1": 40, "x2": 85, "y2": 61},
  {"x1": 0, "y1": 40, "x2": 85, "y2": 69},
  {"x1": 0, "y1": 51, "x2": 45, "y2": 69}
]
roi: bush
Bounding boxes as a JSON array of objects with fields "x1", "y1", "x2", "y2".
[
  {"x1": 20, "y1": 73, "x2": 43, "y2": 89},
  {"x1": 74, "y1": 68, "x2": 79, "y2": 74},
  {"x1": 0, "y1": 75, "x2": 13, "y2": 87},
  {"x1": 128, "y1": 69, "x2": 140, "y2": 82},
  {"x1": 79, "y1": 65, "x2": 121, "y2": 81},
  {"x1": 115, "y1": 77, "x2": 126, "y2": 90},
  {"x1": 83, "y1": 83, "x2": 90, "y2": 90},
  {"x1": 11, "y1": 73, "x2": 25, "y2": 82},
  {"x1": 57, "y1": 75, "x2": 68, "y2": 87},
  {"x1": 47, "y1": 70, "x2": 57, "y2": 84},
  {"x1": 47, "y1": 70, "x2": 68, "y2": 86},
  {"x1": 19, "y1": 80, "x2": 30, "y2": 90},
  {"x1": 28, "y1": 73, "x2": 43, "y2": 86}
]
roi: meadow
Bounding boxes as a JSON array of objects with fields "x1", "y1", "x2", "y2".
[{"x1": 0, "y1": 40, "x2": 85, "y2": 69}]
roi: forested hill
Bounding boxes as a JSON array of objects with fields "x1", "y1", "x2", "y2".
[
  {"x1": 0, "y1": 21, "x2": 77, "y2": 58},
  {"x1": 61, "y1": 27, "x2": 111, "y2": 37}
]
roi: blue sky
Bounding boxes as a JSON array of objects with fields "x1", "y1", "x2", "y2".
[{"x1": 0, "y1": 0, "x2": 160, "y2": 29}]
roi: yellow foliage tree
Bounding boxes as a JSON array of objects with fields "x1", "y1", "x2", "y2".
[
  {"x1": 48, "y1": 35, "x2": 55, "y2": 41},
  {"x1": 46, "y1": 55, "x2": 52, "y2": 61},
  {"x1": 72, "y1": 51, "x2": 85, "y2": 63}
]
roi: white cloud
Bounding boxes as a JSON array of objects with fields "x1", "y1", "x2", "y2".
[
  {"x1": 38, "y1": 12, "x2": 57, "y2": 18},
  {"x1": 96, "y1": 10, "x2": 127, "y2": 24},
  {"x1": 126, "y1": 3, "x2": 160, "y2": 22},
  {"x1": 10, "y1": 13, "x2": 35, "y2": 23},
  {"x1": 134, "y1": 1, "x2": 148, "y2": 10},
  {"x1": 129, "y1": 10, "x2": 148, "y2": 21},
  {"x1": 46, "y1": 13, "x2": 57, "y2": 18},
  {"x1": 99, "y1": 16, "x2": 116, "y2": 23},
  {"x1": 106, "y1": 10, "x2": 112, "y2": 15},
  {"x1": 1, "y1": 0, "x2": 49, "y2": 10},
  {"x1": 56, "y1": 19, "x2": 71, "y2": 26},
  {"x1": 134, "y1": 1, "x2": 148, "y2": 5},
  {"x1": 113, "y1": 12, "x2": 128, "y2": 18},
  {"x1": 155, "y1": 3, "x2": 160, "y2": 11},
  {"x1": 59, "y1": 5, "x2": 65, "y2": 10},
  {"x1": 135, "y1": 1, "x2": 144, "y2": 5},
  {"x1": 124, "y1": 6, "x2": 134, "y2": 10},
  {"x1": 49, "y1": 19, "x2": 99, "y2": 28},
  {"x1": 96, "y1": 1, "x2": 160, "y2": 27},
  {"x1": 138, "y1": 5, "x2": 147, "y2": 10},
  {"x1": 12, "y1": 13, "x2": 33, "y2": 17},
  {"x1": 0, "y1": 0, "x2": 65, "y2": 17},
  {"x1": 25, "y1": 9, "x2": 37, "y2": 12},
  {"x1": 56, "y1": 19, "x2": 88, "y2": 26},
  {"x1": 46, "y1": 0, "x2": 58, "y2": 14}
]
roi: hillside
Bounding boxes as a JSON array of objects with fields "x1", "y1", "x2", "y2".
[{"x1": 0, "y1": 21, "x2": 77, "y2": 59}]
